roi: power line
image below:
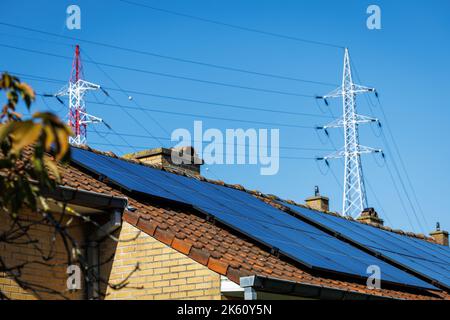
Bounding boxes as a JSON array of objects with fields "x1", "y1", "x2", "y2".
[
  {"x1": 39, "y1": 93, "x2": 65, "y2": 114},
  {"x1": 351, "y1": 61, "x2": 429, "y2": 231},
  {"x1": 13, "y1": 73, "x2": 65, "y2": 85},
  {"x1": 0, "y1": 22, "x2": 338, "y2": 87},
  {"x1": 91, "y1": 125, "x2": 126, "y2": 155},
  {"x1": 0, "y1": 31, "x2": 74, "y2": 48},
  {"x1": 384, "y1": 156, "x2": 417, "y2": 233},
  {"x1": 376, "y1": 97, "x2": 430, "y2": 231},
  {"x1": 328, "y1": 163, "x2": 343, "y2": 191},
  {"x1": 97, "y1": 95, "x2": 166, "y2": 148},
  {"x1": 82, "y1": 48, "x2": 170, "y2": 144},
  {"x1": 93, "y1": 106, "x2": 140, "y2": 153},
  {"x1": 380, "y1": 130, "x2": 425, "y2": 233},
  {"x1": 15, "y1": 72, "x2": 333, "y2": 119},
  {"x1": 36, "y1": 70, "x2": 321, "y2": 149},
  {"x1": 38, "y1": 62, "x2": 325, "y2": 154},
  {"x1": 88, "y1": 141, "x2": 318, "y2": 160},
  {"x1": 365, "y1": 176, "x2": 393, "y2": 226},
  {"x1": 40, "y1": 94, "x2": 317, "y2": 130},
  {"x1": 106, "y1": 89, "x2": 331, "y2": 118},
  {"x1": 116, "y1": 0, "x2": 345, "y2": 49},
  {"x1": 0, "y1": 43, "x2": 317, "y2": 98},
  {"x1": 38, "y1": 64, "x2": 323, "y2": 159},
  {"x1": 90, "y1": 130, "x2": 333, "y2": 152},
  {"x1": 39, "y1": 90, "x2": 320, "y2": 131}
]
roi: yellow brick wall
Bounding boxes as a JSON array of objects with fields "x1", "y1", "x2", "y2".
[
  {"x1": 0, "y1": 208, "x2": 85, "y2": 300},
  {"x1": 99, "y1": 222, "x2": 222, "y2": 300},
  {"x1": 1, "y1": 209, "x2": 222, "y2": 300}
]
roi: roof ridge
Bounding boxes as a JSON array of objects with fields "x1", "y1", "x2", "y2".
[
  {"x1": 72, "y1": 145, "x2": 436, "y2": 244},
  {"x1": 267, "y1": 197, "x2": 436, "y2": 244}
]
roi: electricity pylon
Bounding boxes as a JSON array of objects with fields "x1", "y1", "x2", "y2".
[
  {"x1": 53, "y1": 45, "x2": 107, "y2": 146},
  {"x1": 317, "y1": 48, "x2": 382, "y2": 218}
]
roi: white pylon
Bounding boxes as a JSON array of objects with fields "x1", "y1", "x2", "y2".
[{"x1": 317, "y1": 48, "x2": 382, "y2": 218}]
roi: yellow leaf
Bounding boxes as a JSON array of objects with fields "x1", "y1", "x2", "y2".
[
  {"x1": 34, "y1": 111, "x2": 72, "y2": 160},
  {"x1": 54, "y1": 126, "x2": 71, "y2": 161},
  {"x1": 10, "y1": 121, "x2": 43, "y2": 154},
  {"x1": 2, "y1": 73, "x2": 11, "y2": 88},
  {"x1": 0, "y1": 123, "x2": 14, "y2": 142},
  {"x1": 18, "y1": 82, "x2": 35, "y2": 98},
  {"x1": 43, "y1": 125, "x2": 55, "y2": 151}
]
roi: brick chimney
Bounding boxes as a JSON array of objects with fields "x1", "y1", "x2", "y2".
[
  {"x1": 305, "y1": 186, "x2": 329, "y2": 212},
  {"x1": 357, "y1": 208, "x2": 384, "y2": 227},
  {"x1": 429, "y1": 223, "x2": 449, "y2": 246},
  {"x1": 124, "y1": 146, "x2": 203, "y2": 176}
]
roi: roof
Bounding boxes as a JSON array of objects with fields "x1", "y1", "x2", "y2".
[{"x1": 53, "y1": 146, "x2": 449, "y2": 300}]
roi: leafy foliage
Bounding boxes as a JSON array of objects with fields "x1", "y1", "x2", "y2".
[
  {"x1": 0, "y1": 73, "x2": 140, "y2": 300},
  {"x1": 0, "y1": 72, "x2": 73, "y2": 215}
]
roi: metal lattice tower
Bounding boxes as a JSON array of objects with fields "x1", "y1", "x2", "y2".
[
  {"x1": 55, "y1": 45, "x2": 105, "y2": 146},
  {"x1": 317, "y1": 48, "x2": 382, "y2": 218}
]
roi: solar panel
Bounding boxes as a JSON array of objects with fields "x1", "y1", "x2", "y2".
[
  {"x1": 71, "y1": 147, "x2": 438, "y2": 290},
  {"x1": 279, "y1": 201, "x2": 450, "y2": 290}
]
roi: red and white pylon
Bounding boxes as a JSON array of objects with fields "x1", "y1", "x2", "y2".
[{"x1": 55, "y1": 45, "x2": 105, "y2": 146}]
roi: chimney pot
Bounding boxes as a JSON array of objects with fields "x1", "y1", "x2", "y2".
[{"x1": 314, "y1": 186, "x2": 320, "y2": 197}]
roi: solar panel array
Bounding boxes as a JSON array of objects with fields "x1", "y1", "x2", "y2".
[
  {"x1": 280, "y1": 201, "x2": 450, "y2": 290},
  {"x1": 71, "y1": 147, "x2": 438, "y2": 290}
]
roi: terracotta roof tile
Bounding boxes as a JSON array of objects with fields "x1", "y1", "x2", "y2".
[
  {"x1": 189, "y1": 247, "x2": 211, "y2": 266},
  {"x1": 172, "y1": 237, "x2": 192, "y2": 255},
  {"x1": 207, "y1": 258, "x2": 229, "y2": 275},
  {"x1": 136, "y1": 219, "x2": 157, "y2": 237}
]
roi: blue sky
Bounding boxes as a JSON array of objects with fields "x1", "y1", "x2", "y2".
[{"x1": 1, "y1": 0, "x2": 449, "y2": 234}]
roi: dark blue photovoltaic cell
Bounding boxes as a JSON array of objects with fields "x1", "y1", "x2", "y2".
[
  {"x1": 280, "y1": 201, "x2": 450, "y2": 290},
  {"x1": 71, "y1": 147, "x2": 438, "y2": 290}
]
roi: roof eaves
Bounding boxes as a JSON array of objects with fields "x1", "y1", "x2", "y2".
[
  {"x1": 41, "y1": 184, "x2": 129, "y2": 212},
  {"x1": 240, "y1": 275, "x2": 395, "y2": 300}
]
